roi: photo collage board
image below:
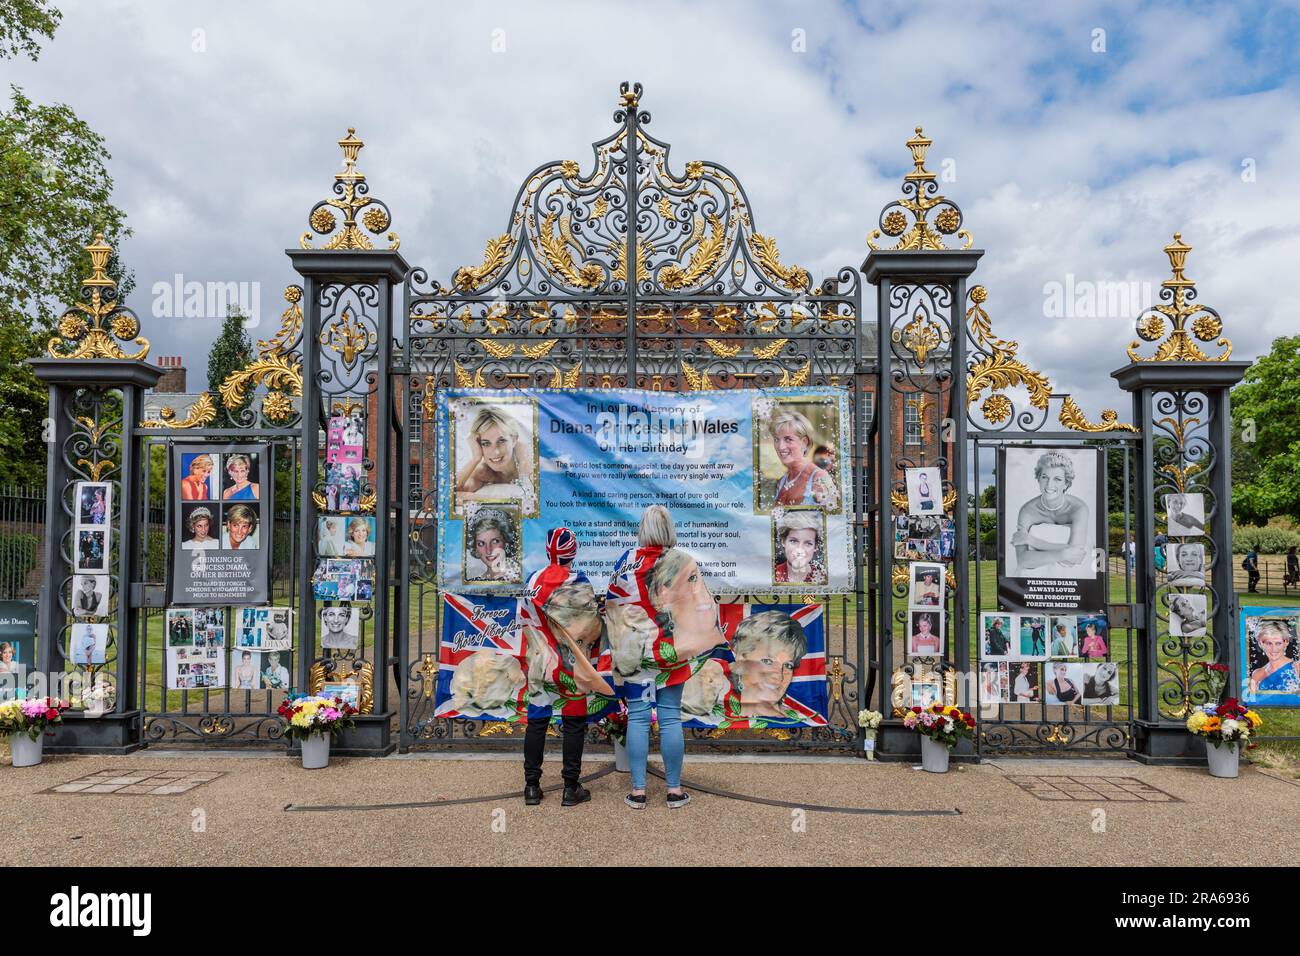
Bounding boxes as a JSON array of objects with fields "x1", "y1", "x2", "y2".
[
  {"x1": 164, "y1": 606, "x2": 294, "y2": 691},
  {"x1": 71, "y1": 480, "x2": 113, "y2": 667},
  {"x1": 312, "y1": 412, "x2": 371, "y2": 659},
  {"x1": 987, "y1": 445, "x2": 1117, "y2": 709},
  {"x1": 900, "y1": 467, "x2": 951, "y2": 674}
]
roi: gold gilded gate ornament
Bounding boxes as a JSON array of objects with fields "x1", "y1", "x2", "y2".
[
  {"x1": 1126, "y1": 234, "x2": 1232, "y2": 362},
  {"x1": 867, "y1": 127, "x2": 973, "y2": 252},
  {"x1": 299, "y1": 128, "x2": 400, "y2": 251},
  {"x1": 47, "y1": 234, "x2": 151, "y2": 361}
]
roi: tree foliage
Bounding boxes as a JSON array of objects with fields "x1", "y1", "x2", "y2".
[
  {"x1": 1232, "y1": 335, "x2": 1300, "y2": 526},
  {"x1": 208, "y1": 308, "x2": 253, "y2": 427},
  {"x1": 0, "y1": 0, "x2": 59, "y2": 62}
]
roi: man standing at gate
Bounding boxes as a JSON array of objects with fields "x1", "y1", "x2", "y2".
[{"x1": 518, "y1": 528, "x2": 612, "y2": 807}]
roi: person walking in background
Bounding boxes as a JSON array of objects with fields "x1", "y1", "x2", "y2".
[
  {"x1": 1285, "y1": 546, "x2": 1299, "y2": 591},
  {"x1": 1242, "y1": 546, "x2": 1260, "y2": 594},
  {"x1": 1153, "y1": 533, "x2": 1168, "y2": 574}
]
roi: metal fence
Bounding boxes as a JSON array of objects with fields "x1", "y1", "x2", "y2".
[{"x1": 0, "y1": 487, "x2": 45, "y2": 600}]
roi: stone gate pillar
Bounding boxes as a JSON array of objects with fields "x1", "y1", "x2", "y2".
[
  {"x1": 27, "y1": 234, "x2": 162, "y2": 753},
  {"x1": 288, "y1": 128, "x2": 407, "y2": 756},
  {"x1": 860, "y1": 129, "x2": 982, "y2": 759},
  {"x1": 1113, "y1": 235, "x2": 1248, "y2": 763}
]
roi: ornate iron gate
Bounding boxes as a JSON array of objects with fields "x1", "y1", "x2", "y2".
[{"x1": 397, "y1": 83, "x2": 871, "y2": 751}]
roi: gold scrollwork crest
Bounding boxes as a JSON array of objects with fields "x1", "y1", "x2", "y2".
[
  {"x1": 892, "y1": 308, "x2": 950, "y2": 368},
  {"x1": 867, "y1": 128, "x2": 973, "y2": 252},
  {"x1": 891, "y1": 665, "x2": 958, "y2": 717}
]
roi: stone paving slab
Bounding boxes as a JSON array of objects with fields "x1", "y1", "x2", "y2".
[{"x1": 2, "y1": 753, "x2": 1296, "y2": 867}]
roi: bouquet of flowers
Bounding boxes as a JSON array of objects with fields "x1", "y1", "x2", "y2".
[
  {"x1": 1186, "y1": 697, "x2": 1262, "y2": 748},
  {"x1": 1195, "y1": 662, "x2": 1229, "y2": 703},
  {"x1": 0, "y1": 697, "x2": 70, "y2": 741},
  {"x1": 595, "y1": 702, "x2": 629, "y2": 745},
  {"x1": 902, "y1": 703, "x2": 975, "y2": 748},
  {"x1": 276, "y1": 695, "x2": 357, "y2": 741},
  {"x1": 857, "y1": 709, "x2": 883, "y2": 759}
]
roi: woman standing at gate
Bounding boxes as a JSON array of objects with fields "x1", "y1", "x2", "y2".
[{"x1": 606, "y1": 505, "x2": 730, "y2": 811}]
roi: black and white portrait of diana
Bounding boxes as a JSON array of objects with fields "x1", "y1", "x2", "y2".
[
  {"x1": 1167, "y1": 542, "x2": 1206, "y2": 587},
  {"x1": 1002, "y1": 447, "x2": 1098, "y2": 580}
]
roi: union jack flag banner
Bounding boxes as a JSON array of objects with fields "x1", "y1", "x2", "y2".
[
  {"x1": 436, "y1": 593, "x2": 527, "y2": 722},
  {"x1": 682, "y1": 602, "x2": 828, "y2": 729}
]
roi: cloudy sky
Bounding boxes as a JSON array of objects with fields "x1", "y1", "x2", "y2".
[{"x1": 9, "y1": 0, "x2": 1300, "y2": 418}]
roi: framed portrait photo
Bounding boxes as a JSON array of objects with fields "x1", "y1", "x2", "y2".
[
  {"x1": 70, "y1": 621, "x2": 108, "y2": 666},
  {"x1": 1242, "y1": 608, "x2": 1300, "y2": 706},
  {"x1": 319, "y1": 605, "x2": 361, "y2": 650},
  {"x1": 1044, "y1": 661, "x2": 1084, "y2": 705},
  {"x1": 462, "y1": 502, "x2": 523, "y2": 586},
  {"x1": 771, "y1": 507, "x2": 828, "y2": 586},
  {"x1": 450, "y1": 395, "x2": 539, "y2": 518},
  {"x1": 754, "y1": 395, "x2": 842, "y2": 514},
  {"x1": 1080, "y1": 662, "x2": 1120, "y2": 706},
  {"x1": 1168, "y1": 592, "x2": 1208, "y2": 637}
]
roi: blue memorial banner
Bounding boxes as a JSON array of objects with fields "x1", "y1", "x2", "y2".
[{"x1": 436, "y1": 387, "x2": 854, "y2": 594}]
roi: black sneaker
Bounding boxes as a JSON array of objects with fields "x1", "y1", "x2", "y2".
[
  {"x1": 624, "y1": 792, "x2": 647, "y2": 810},
  {"x1": 561, "y1": 784, "x2": 591, "y2": 806},
  {"x1": 666, "y1": 790, "x2": 691, "y2": 809},
  {"x1": 523, "y1": 783, "x2": 543, "y2": 806}
]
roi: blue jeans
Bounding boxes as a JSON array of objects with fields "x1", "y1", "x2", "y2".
[{"x1": 626, "y1": 682, "x2": 684, "y2": 791}]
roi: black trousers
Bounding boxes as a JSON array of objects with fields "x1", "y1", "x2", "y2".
[{"x1": 523, "y1": 714, "x2": 585, "y2": 786}]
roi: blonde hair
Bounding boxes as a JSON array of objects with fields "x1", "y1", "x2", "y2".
[
  {"x1": 768, "y1": 409, "x2": 815, "y2": 447},
  {"x1": 189, "y1": 454, "x2": 213, "y2": 473},
  {"x1": 347, "y1": 517, "x2": 371, "y2": 539},
  {"x1": 638, "y1": 505, "x2": 676, "y2": 548},
  {"x1": 470, "y1": 406, "x2": 520, "y2": 443},
  {"x1": 225, "y1": 453, "x2": 251, "y2": 475}
]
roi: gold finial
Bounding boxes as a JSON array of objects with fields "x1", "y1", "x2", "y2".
[
  {"x1": 867, "y1": 126, "x2": 972, "y2": 252},
  {"x1": 1127, "y1": 233, "x2": 1232, "y2": 363},
  {"x1": 46, "y1": 234, "x2": 150, "y2": 361},
  {"x1": 300, "y1": 127, "x2": 400, "y2": 251},
  {"x1": 904, "y1": 127, "x2": 936, "y2": 183}
]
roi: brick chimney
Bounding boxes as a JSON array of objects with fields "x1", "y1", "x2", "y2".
[{"x1": 154, "y1": 355, "x2": 187, "y2": 393}]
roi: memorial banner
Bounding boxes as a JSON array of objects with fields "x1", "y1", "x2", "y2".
[
  {"x1": 996, "y1": 445, "x2": 1106, "y2": 615},
  {"x1": 1241, "y1": 606, "x2": 1300, "y2": 707},
  {"x1": 169, "y1": 443, "x2": 272, "y2": 606},
  {"x1": 0, "y1": 600, "x2": 36, "y2": 699},
  {"x1": 436, "y1": 387, "x2": 853, "y2": 594}
]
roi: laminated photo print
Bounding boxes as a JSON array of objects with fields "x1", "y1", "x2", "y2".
[
  {"x1": 905, "y1": 466, "x2": 943, "y2": 517},
  {"x1": 318, "y1": 515, "x2": 376, "y2": 557},
  {"x1": 906, "y1": 609, "x2": 944, "y2": 658},
  {"x1": 76, "y1": 481, "x2": 112, "y2": 527},
  {"x1": 980, "y1": 612, "x2": 1013, "y2": 659},
  {"x1": 1165, "y1": 492, "x2": 1206, "y2": 537},
  {"x1": 180, "y1": 452, "x2": 219, "y2": 501},
  {"x1": 1017, "y1": 614, "x2": 1048, "y2": 659},
  {"x1": 462, "y1": 502, "x2": 523, "y2": 586},
  {"x1": 908, "y1": 562, "x2": 945, "y2": 609},
  {"x1": 230, "y1": 648, "x2": 262, "y2": 690},
  {"x1": 166, "y1": 608, "x2": 196, "y2": 647},
  {"x1": 326, "y1": 414, "x2": 365, "y2": 465},
  {"x1": 1168, "y1": 592, "x2": 1208, "y2": 637},
  {"x1": 71, "y1": 574, "x2": 109, "y2": 618},
  {"x1": 1044, "y1": 661, "x2": 1085, "y2": 705},
  {"x1": 324, "y1": 462, "x2": 364, "y2": 513},
  {"x1": 1166, "y1": 542, "x2": 1206, "y2": 587},
  {"x1": 1006, "y1": 660, "x2": 1040, "y2": 703},
  {"x1": 259, "y1": 650, "x2": 292, "y2": 691},
  {"x1": 319, "y1": 605, "x2": 361, "y2": 650},
  {"x1": 979, "y1": 661, "x2": 1010, "y2": 704},
  {"x1": 1242, "y1": 610, "x2": 1300, "y2": 706},
  {"x1": 1049, "y1": 615, "x2": 1079, "y2": 658},
  {"x1": 71, "y1": 622, "x2": 108, "y2": 666},
  {"x1": 76, "y1": 528, "x2": 109, "y2": 573},
  {"x1": 1078, "y1": 612, "x2": 1110, "y2": 658},
  {"x1": 1081, "y1": 662, "x2": 1120, "y2": 705},
  {"x1": 192, "y1": 607, "x2": 225, "y2": 648}
]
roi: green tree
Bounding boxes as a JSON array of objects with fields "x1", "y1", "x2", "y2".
[
  {"x1": 0, "y1": 1, "x2": 131, "y2": 487},
  {"x1": 1232, "y1": 335, "x2": 1300, "y2": 526},
  {"x1": 208, "y1": 307, "x2": 252, "y2": 427}
]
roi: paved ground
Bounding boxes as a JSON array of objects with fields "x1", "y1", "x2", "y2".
[{"x1": 3, "y1": 750, "x2": 1297, "y2": 866}]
